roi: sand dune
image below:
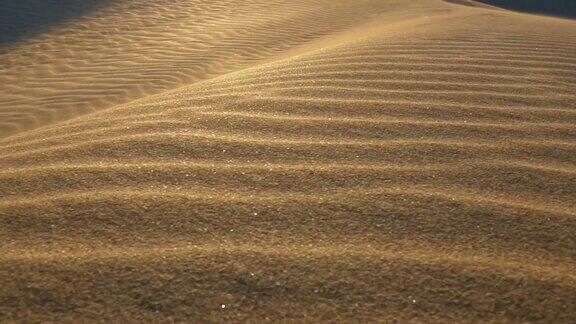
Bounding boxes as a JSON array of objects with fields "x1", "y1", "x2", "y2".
[
  {"x1": 1, "y1": 0, "x2": 576, "y2": 322},
  {"x1": 0, "y1": 0, "x2": 431, "y2": 137}
]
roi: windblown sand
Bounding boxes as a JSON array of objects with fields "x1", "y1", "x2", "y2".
[{"x1": 1, "y1": 0, "x2": 575, "y2": 322}]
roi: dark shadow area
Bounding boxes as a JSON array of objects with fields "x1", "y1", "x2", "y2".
[
  {"x1": 0, "y1": 0, "x2": 116, "y2": 46},
  {"x1": 475, "y1": 0, "x2": 576, "y2": 18}
]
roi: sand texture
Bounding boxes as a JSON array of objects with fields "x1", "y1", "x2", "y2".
[{"x1": 1, "y1": 0, "x2": 576, "y2": 322}]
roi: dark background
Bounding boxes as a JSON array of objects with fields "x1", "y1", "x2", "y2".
[{"x1": 477, "y1": 0, "x2": 576, "y2": 18}]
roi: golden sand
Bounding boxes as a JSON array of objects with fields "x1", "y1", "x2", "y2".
[{"x1": 1, "y1": 0, "x2": 575, "y2": 321}]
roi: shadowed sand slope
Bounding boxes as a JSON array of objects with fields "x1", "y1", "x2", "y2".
[
  {"x1": 0, "y1": 0, "x2": 116, "y2": 45},
  {"x1": 1, "y1": 0, "x2": 576, "y2": 322}
]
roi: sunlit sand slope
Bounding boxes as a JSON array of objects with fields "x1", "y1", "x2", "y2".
[{"x1": 1, "y1": 0, "x2": 576, "y2": 322}]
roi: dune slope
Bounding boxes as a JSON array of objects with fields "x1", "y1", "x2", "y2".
[
  {"x1": 0, "y1": 0, "x2": 429, "y2": 137},
  {"x1": 1, "y1": 0, "x2": 576, "y2": 322}
]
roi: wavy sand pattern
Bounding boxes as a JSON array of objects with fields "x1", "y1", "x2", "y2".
[{"x1": 1, "y1": 0, "x2": 576, "y2": 322}]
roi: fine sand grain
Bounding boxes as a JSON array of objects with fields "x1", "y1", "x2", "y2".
[{"x1": 1, "y1": 0, "x2": 575, "y2": 322}]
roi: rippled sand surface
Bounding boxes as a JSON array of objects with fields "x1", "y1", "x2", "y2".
[{"x1": 1, "y1": 0, "x2": 575, "y2": 321}]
